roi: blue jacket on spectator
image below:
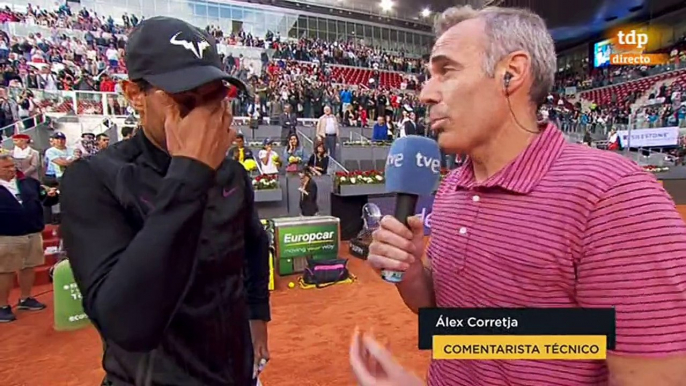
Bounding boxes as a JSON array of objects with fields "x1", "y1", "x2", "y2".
[
  {"x1": 340, "y1": 90, "x2": 352, "y2": 104},
  {"x1": 0, "y1": 176, "x2": 54, "y2": 236},
  {"x1": 372, "y1": 123, "x2": 388, "y2": 141}
]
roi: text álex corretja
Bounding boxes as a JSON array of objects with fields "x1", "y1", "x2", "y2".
[{"x1": 435, "y1": 315, "x2": 519, "y2": 329}]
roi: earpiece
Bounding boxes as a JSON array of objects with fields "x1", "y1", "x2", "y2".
[
  {"x1": 502, "y1": 71, "x2": 540, "y2": 134},
  {"x1": 504, "y1": 72, "x2": 513, "y2": 88}
]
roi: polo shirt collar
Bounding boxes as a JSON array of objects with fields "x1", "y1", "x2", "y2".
[{"x1": 453, "y1": 123, "x2": 565, "y2": 194}]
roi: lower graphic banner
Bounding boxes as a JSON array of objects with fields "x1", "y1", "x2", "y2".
[
  {"x1": 433, "y1": 335, "x2": 607, "y2": 360},
  {"x1": 419, "y1": 308, "x2": 616, "y2": 354}
]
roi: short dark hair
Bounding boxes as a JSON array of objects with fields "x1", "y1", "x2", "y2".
[
  {"x1": 236, "y1": 133, "x2": 245, "y2": 140},
  {"x1": 96, "y1": 133, "x2": 109, "y2": 140},
  {"x1": 121, "y1": 126, "x2": 134, "y2": 138}
]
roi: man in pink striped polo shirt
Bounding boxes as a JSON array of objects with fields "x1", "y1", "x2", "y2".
[{"x1": 362, "y1": 5, "x2": 686, "y2": 386}]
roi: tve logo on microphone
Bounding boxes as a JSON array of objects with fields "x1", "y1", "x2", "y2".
[
  {"x1": 386, "y1": 152, "x2": 441, "y2": 173},
  {"x1": 385, "y1": 136, "x2": 442, "y2": 197}
]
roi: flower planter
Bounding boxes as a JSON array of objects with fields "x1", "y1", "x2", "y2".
[
  {"x1": 254, "y1": 188, "x2": 283, "y2": 202},
  {"x1": 336, "y1": 184, "x2": 385, "y2": 196}
]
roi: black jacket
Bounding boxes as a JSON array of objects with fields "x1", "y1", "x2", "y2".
[
  {"x1": 300, "y1": 178, "x2": 318, "y2": 216},
  {"x1": 0, "y1": 176, "x2": 55, "y2": 236},
  {"x1": 60, "y1": 132, "x2": 271, "y2": 386},
  {"x1": 403, "y1": 120, "x2": 418, "y2": 136}
]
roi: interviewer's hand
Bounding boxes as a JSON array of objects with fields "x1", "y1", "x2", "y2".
[
  {"x1": 350, "y1": 329, "x2": 424, "y2": 386},
  {"x1": 367, "y1": 215, "x2": 425, "y2": 281},
  {"x1": 159, "y1": 92, "x2": 235, "y2": 170}
]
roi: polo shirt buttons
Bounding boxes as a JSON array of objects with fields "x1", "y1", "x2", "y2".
[
  {"x1": 459, "y1": 227, "x2": 468, "y2": 235},
  {"x1": 472, "y1": 195, "x2": 480, "y2": 202}
]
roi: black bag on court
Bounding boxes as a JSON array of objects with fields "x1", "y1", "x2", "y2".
[{"x1": 302, "y1": 258, "x2": 350, "y2": 288}]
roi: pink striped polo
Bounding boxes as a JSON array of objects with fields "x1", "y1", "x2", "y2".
[{"x1": 426, "y1": 124, "x2": 686, "y2": 385}]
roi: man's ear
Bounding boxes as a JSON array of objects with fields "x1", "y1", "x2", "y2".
[{"x1": 121, "y1": 80, "x2": 145, "y2": 112}]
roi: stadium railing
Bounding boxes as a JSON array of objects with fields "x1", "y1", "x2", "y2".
[
  {"x1": 19, "y1": 87, "x2": 677, "y2": 137},
  {"x1": 0, "y1": 113, "x2": 47, "y2": 138},
  {"x1": 297, "y1": 128, "x2": 348, "y2": 174}
]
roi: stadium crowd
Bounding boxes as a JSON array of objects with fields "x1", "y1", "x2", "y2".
[{"x1": 1, "y1": 1, "x2": 686, "y2": 142}]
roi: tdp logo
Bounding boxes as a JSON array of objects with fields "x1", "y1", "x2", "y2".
[{"x1": 617, "y1": 30, "x2": 648, "y2": 49}]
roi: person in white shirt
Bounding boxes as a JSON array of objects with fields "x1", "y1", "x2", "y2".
[
  {"x1": 247, "y1": 95, "x2": 266, "y2": 131},
  {"x1": 37, "y1": 66, "x2": 57, "y2": 91},
  {"x1": 398, "y1": 109, "x2": 412, "y2": 138},
  {"x1": 105, "y1": 44, "x2": 119, "y2": 69},
  {"x1": 258, "y1": 139, "x2": 280, "y2": 174},
  {"x1": 316, "y1": 106, "x2": 340, "y2": 160}
]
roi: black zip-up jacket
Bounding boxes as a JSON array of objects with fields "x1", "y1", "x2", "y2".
[{"x1": 60, "y1": 132, "x2": 271, "y2": 386}]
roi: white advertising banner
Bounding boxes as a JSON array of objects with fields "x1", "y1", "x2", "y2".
[{"x1": 618, "y1": 126, "x2": 680, "y2": 147}]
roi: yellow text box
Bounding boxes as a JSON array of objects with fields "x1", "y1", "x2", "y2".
[{"x1": 433, "y1": 335, "x2": 607, "y2": 360}]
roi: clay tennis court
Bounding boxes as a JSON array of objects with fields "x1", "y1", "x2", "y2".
[{"x1": 0, "y1": 247, "x2": 431, "y2": 386}]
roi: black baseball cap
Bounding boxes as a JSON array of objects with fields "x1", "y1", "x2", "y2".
[
  {"x1": 51, "y1": 132, "x2": 66, "y2": 140},
  {"x1": 125, "y1": 16, "x2": 248, "y2": 94}
]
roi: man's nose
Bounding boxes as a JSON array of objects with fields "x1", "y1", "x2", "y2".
[{"x1": 419, "y1": 78, "x2": 440, "y2": 105}]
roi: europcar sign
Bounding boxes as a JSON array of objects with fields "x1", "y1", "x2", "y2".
[{"x1": 277, "y1": 223, "x2": 339, "y2": 259}]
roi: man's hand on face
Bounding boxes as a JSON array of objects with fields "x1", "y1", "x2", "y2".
[{"x1": 159, "y1": 91, "x2": 235, "y2": 170}]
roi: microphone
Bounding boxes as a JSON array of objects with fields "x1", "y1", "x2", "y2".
[{"x1": 383, "y1": 135, "x2": 442, "y2": 283}]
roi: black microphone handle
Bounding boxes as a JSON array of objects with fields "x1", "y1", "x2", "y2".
[{"x1": 394, "y1": 193, "x2": 419, "y2": 227}]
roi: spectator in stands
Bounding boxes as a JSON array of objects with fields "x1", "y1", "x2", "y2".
[
  {"x1": 76, "y1": 132, "x2": 96, "y2": 156},
  {"x1": 307, "y1": 141, "x2": 329, "y2": 176},
  {"x1": 94, "y1": 133, "x2": 109, "y2": 153},
  {"x1": 298, "y1": 168, "x2": 318, "y2": 216},
  {"x1": 120, "y1": 125, "x2": 134, "y2": 140},
  {"x1": 247, "y1": 95, "x2": 265, "y2": 131},
  {"x1": 17, "y1": 90, "x2": 36, "y2": 127},
  {"x1": 343, "y1": 104, "x2": 357, "y2": 127},
  {"x1": 316, "y1": 105, "x2": 340, "y2": 160},
  {"x1": 607, "y1": 128, "x2": 620, "y2": 150},
  {"x1": 43, "y1": 131, "x2": 74, "y2": 186},
  {"x1": 372, "y1": 115, "x2": 389, "y2": 141},
  {"x1": 340, "y1": 88, "x2": 352, "y2": 112},
  {"x1": 283, "y1": 133, "x2": 306, "y2": 173},
  {"x1": 258, "y1": 138, "x2": 280, "y2": 174},
  {"x1": 0, "y1": 88, "x2": 18, "y2": 134},
  {"x1": 227, "y1": 133, "x2": 254, "y2": 163},
  {"x1": 0, "y1": 153, "x2": 58, "y2": 323},
  {"x1": 280, "y1": 104, "x2": 297, "y2": 146},
  {"x1": 11, "y1": 133, "x2": 40, "y2": 180},
  {"x1": 37, "y1": 66, "x2": 58, "y2": 91},
  {"x1": 398, "y1": 108, "x2": 414, "y2": 137}
]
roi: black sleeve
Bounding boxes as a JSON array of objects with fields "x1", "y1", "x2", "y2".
[
  {"x1": 60, "y1": 157, "x2": 214, "y2": 352},
  {"x1": 321, "y1": 156, "x2": 329, "y2": 173},
  {"x1": 307, "y1": 154, "x2": 315, "y2": 167},
  {"x1": 242, "y1": 170, "x2": 271, "y2": 321}
]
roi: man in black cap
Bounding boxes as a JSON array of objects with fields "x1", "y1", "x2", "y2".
[{"x1": 60, "y1": 17, "x2": 270, "y2": 386}]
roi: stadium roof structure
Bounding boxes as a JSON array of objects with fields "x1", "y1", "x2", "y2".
[
  {"x1": 426, "y1": 0, "x2": 686, "y2": 49},
  {"x1": 270, "y1": 0, "x2": 685, "y2": 49}
]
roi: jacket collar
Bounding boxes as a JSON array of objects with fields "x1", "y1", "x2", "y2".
[{"x1": 136, "y1": 131, "x2": 171, "y2": 174}]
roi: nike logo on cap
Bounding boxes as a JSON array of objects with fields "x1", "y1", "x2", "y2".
[
  {"x1": 169, "y1": 32, "x2": 210, "y2": 59},
  {"x1": 222, "y1": 187, "x2": 237, "y2": 198}
]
